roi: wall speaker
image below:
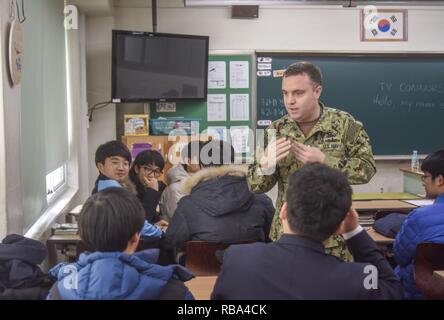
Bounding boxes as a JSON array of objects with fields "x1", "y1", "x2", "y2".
[{"x1": 231, "y1": 5, "x2": 259, "y2": 19}]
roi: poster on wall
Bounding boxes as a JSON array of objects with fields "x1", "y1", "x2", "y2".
[
  {"x1": 230, "y1": 94, "x2": 250, "y2": 121},
  {"x1": 207, "y1": 94, "x2": 227, "y2": 122},
  {"x1": 230, "y1": 61, "x2": 249, "y2": 89},
  {"x1": 208, "y1": 61, "x2": 226, "y2": 89}
]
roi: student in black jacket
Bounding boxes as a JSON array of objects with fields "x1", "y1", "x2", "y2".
[
  {"x1": 166, "y1": 140, "x2": 274, "y2": 249},
  {"x1": 211, "y1": 163, "x2": 404, "y2": 300},
  {"x1": 129, "y1": 150, "x2": 168, "y2": 226}
]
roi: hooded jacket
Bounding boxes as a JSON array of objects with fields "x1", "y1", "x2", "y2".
[
  {"x1": 47, "y1": 249, "x2": 194, "y2": 300},
  {"x1": 165, "y1": 165, "x2": 275, "y2": 248},
  {"x1": 160, "y1": 165, "x2": 190, "y2": 222},
  {"x1": 0, "y1": 235, "x2": 53, "y2": 299}
]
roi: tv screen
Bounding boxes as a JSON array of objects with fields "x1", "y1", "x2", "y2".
[{"x1": 112, "y1": 30, "x2": 209, "y2": 102}]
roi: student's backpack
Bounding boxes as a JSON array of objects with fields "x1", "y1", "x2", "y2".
[{"x1": 373, "y1": 212, "x2": 407, "y2": 238}]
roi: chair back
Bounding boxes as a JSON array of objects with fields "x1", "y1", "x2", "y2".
[
  {"x1": 185, "y1": 241, "x2": 231, "y2": 276},
  {"x1": 414, "y1": 242, "x2": 444, "y2": 299}
]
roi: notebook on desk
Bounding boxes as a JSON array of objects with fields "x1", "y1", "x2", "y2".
[
  {"x1": 52, "y1": 223, "x2": 78, "y2": 235},
  {"x1": 402, "y1": 199, "x2": 434, "y2": 207}
]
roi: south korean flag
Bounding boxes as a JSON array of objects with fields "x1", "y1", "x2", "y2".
[{"x1": 362, "y1": 7, "x2": 407, "y2": 41}]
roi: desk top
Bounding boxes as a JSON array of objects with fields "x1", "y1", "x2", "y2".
[
  {"x1": 400, "y1": 167, "x2": 424, "y2": 176},
  {"x1": 67, "y1": 204, "x2": 83, "y2": 216},
  {"x1": 186, "y1": 276, "x2": 217, "y2": 300},
  {"x1": 366, "y1": 228, "x2": 395, "y2": 245},
  {"x1": 433, "y1": 270, "x2": 444, "y2": 281},
  {"x1": 353, "y1": 200, "x2": 417, "y2": 211},
  {"x1": 352, "y1": 193, "x2": 421, "y2": 201}
]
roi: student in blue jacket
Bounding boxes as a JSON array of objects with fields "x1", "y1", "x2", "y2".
[
  {"x1": 91, "y1": 140, "x2": 133, "y2": 195},
  {"x1": 394, "y1": 149, "x2": 444, "y2": 299},
  {"x1": 47, "y1": 188, "x2": 194, "y2": 300}
]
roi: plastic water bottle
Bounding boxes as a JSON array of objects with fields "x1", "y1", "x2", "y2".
[{"x1": 411, "y1": 150, "x2": 419, "y2": 172}]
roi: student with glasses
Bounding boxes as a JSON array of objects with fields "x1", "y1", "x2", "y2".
[{"x1": 129, "y1": 150, "x2": 168, "y2": 226}]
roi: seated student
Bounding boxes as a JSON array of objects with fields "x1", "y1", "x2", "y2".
[
  {"x1": 165, "y1": 140, "x2": 275, "y2": 249},
  {"x1": 92, "y1": 140, "x2": 135, "y2": 195},
  {"x1": 211, "y1": 163, "x2": 404, "y2": 300},
  {"x1": 47, "y1": 188, "x2": 194, "y2": 300},
  {"x1": 92, "y1": 140, "x2": 162, "y2": 241},
  {"x1": 394, "y1": 149, "x2": 444, "y2": 299},
  {"x1": 129, "y1": 150, "x2": 168, "y2": 226},
  {"x1": 160, "y1": 141, "x2": 204, "y2": 222}
]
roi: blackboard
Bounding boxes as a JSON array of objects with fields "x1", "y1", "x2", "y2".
[{"x1": 256, "y1": 53, "x2": 444, "y2": 155}]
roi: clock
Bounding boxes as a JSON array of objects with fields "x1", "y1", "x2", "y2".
[{"x1": 8, "y1": 19, "x2": 23, "y2": 86}]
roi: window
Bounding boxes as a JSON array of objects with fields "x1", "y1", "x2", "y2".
[
  {"x1": 46, "y1": 165, "x2": 67, "y2": 202},
  {"x1": 21, "y1": 0, "x2": 69, "y2": 232}
]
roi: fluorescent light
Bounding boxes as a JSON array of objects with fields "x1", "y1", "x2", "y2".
[
  {"x1": 185, "y1": 0, "x2": 444, "y2": 6},
  {"x1": 186, "y1": 0, "x2": 347, "y2": 6}
]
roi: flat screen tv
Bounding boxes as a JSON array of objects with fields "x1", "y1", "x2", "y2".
[{"x1": 112, "y1": 30, "x2": 209, "y2": 102}]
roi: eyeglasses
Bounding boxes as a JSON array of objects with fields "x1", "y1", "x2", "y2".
[{"x1": 141, "y1": 166, "x2": 163, "y2": 177}]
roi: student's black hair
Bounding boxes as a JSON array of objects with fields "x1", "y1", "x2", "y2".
[
  {"x1": 78, "y1": 188, "x2": 145, "y2": 252},
  {"x1": 199, "y1": 140, "x2": 235, "y2": 168},
  {"x1": 286, "y1": 163, "x2": 352, "y2": 242},
  {"x1": 421, "y1": 149, "x2": 444, "y2": 180},
  {"x1": 95, "y1": 140, "x2": 132, "y2": 165},
  {"x1": 284, "y1": 61, "x2": 323, "y2": 87},
  {"x1": 129, "y1": 150, "x2": 165, "y2": 195}
]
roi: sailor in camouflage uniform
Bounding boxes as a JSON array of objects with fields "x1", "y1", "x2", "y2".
[{"x1": 248, "y1": 61, "x2": 376, "y2": 262}]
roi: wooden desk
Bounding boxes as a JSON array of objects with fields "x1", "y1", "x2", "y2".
[
  {"x1": 366, "y1": 228, "x2": 395, "y2": 245},
  {"x1": 186, "y1": 276, "x2": 217, "y2": 300},
  {"x1": 66, "y1": 204, "x2": 82, "y2": 222},
  {"x1": 46, "y1": 234, "x2": 81, "y2": 267},
  {"x1": 433, "y1": 270, "x2": 444, "y2": 281},
  {"x1": 69, "y1": 204, "x2": 82, "y2": 215}
]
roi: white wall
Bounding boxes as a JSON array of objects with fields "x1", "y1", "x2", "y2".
[
  {"x1": 0, "y1": 1, "x2": 24, "y2": 239},
  {"x1": 113, "y1": 6, "x2": 444, "y2": 51},
  {"x1": 86, "y1": 15, "x2": 116, "y2": 192},
  {"x1": 66, "y1": 13, "x2": 92, "y2": 210},
  {"x1": 85, "y1": 4, "x2": 444, "y2": 193}
]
